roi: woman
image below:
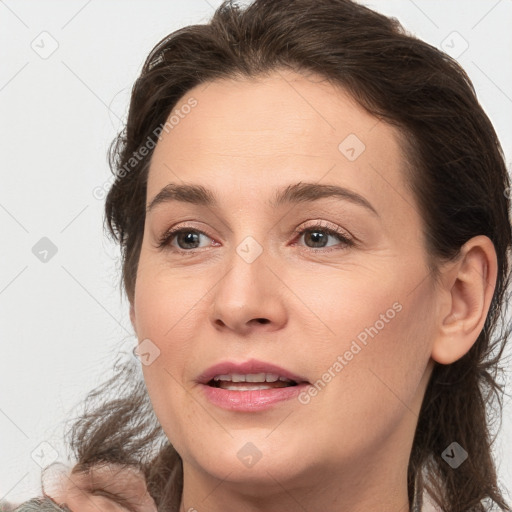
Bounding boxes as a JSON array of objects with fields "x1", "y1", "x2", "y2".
[{"x1": 13, "y1": 0, "x2": 511, "y2": 511}]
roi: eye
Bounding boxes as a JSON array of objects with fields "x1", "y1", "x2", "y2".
[
  {"x1": 292, "y1": 221, "x2": 354, "y2": 251},
  {"x1": 157, "y1": 227, "x2": 215, "y2": 251},
  {"x1": 156, "y1": 221, "x2": 354, "y2": 253}
]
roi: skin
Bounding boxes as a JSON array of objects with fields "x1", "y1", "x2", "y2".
[{"x1": 129, "y1": 68, "x2": 497, "y2": 512}]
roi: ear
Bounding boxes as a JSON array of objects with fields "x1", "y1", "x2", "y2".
[{"x1": 431, "y1": 235, "x2": 498, "y2": 365}]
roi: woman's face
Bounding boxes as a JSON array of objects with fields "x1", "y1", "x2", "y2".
[{"x1": 131, "y1": 69, "x2": 438, "y2": 500}]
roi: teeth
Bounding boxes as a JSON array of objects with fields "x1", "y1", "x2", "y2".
[
  {"x1": 246, "y1": 373, "x2": 274, "y2": 382},
  {"x1": 212, "y1": 372, "x2": 292, "y2": 383},
  {"x1": 221, "y1": 384, "x2": 277, "y2": 391}
]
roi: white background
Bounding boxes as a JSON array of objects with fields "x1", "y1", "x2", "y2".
[{"x1": 1, "y1": 0, "x2": 511, "y2": 506}]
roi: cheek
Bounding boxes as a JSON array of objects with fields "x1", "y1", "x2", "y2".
[
  {"x1": 133, "y1": 254, "x2": 211, "y2": 346},
  {"x1": 297, "y1": 253, "x2": 435, "y2": 362},
  {"x1": 291, "y1": 263, "x2": 434, "y2": 454},
  {"x1": 289, "y1": 260, "x2": 405, "y2": 352},
  {"x1": 133, "y1": 259, "x2": 213, "y2": 446}
]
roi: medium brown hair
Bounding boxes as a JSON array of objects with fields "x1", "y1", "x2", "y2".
[{"x1": 62, "y1": 1, "x2": 512, "y2": 511}]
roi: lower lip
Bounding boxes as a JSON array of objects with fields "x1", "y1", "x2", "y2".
[{"x1": 200, "y1": 383, "x2": 309, "y2": 412}]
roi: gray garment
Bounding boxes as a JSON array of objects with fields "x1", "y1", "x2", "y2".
[{"x1": 11, "y1": 498, "x2": 72, "y2": 512}]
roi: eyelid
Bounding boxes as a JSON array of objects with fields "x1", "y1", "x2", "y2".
[{"x1": 292, "y1": 219, "x2": 351, "y2": 239}]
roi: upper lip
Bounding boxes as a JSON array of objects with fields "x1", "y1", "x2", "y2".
[{"x1": 197, "y1": 358, "x2": 309, "y2": 385}]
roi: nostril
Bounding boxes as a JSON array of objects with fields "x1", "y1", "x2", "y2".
[{"x1": 255, "y1": 318, "x2": 270, "y2": 324}]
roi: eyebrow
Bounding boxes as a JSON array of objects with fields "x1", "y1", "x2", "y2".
[{"x1": 146, "y1": 181, "x2": 379, "y2": 216}]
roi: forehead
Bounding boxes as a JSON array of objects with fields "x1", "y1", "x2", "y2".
[
  {"x1": 147, "y1": 68, "x2": 415, "y2": 229},
  {"x1": 151, "y1": 69, "x2": 399, "y2": 160}
]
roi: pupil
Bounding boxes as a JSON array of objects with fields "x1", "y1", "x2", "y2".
[
  {"x1": 307, "y1": 230, "x2": 326, "y2": 248},
  {"x1": 178, "y1": 231, "x2": 200, "y2": 249}
]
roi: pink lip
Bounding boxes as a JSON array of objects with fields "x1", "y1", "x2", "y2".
[
  {"x1": 200, "y1": 383, "x2": 310, "y2": 412},
  {"x1": 196, "y1": 358, "x2": 310, "y2": 412}
]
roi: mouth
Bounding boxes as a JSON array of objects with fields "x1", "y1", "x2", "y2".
[
  {"x1": 206, "y1": 372, "x2": 299, "y2": 391},
  {"x1": 197, "y1": 359, "x2": 310, "y2": 411},
  {"x1": 197, "y1": 359, "x2": 309, "y2": 387}
]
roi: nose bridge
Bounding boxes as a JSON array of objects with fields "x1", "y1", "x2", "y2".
[
  {"x1": 221, "y1": 205, "x2": 270, "y2": 284},
  {"x1": 217, "y1": 233, "x2": 268, "y2": 304},
  {"x1": 208, "y1": 232, "x2": 287, "y2": 332}
]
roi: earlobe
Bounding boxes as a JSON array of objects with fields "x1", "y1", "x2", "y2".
[{"x1": 431, "y1": 235, "x2": 497, "y2": 365}]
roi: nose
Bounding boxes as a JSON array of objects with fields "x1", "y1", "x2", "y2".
[{"x1": 209, "y1": 244, "x2": 288, "y2": 335}]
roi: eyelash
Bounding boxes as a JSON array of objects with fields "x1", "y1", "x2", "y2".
[{"x1": 156, "y1": 221, "x2": 354, "y2": 254}]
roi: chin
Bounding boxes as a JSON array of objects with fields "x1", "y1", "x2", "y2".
[{"x1": 186, "y1": 437, "x2": 317, "y2": 488}]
